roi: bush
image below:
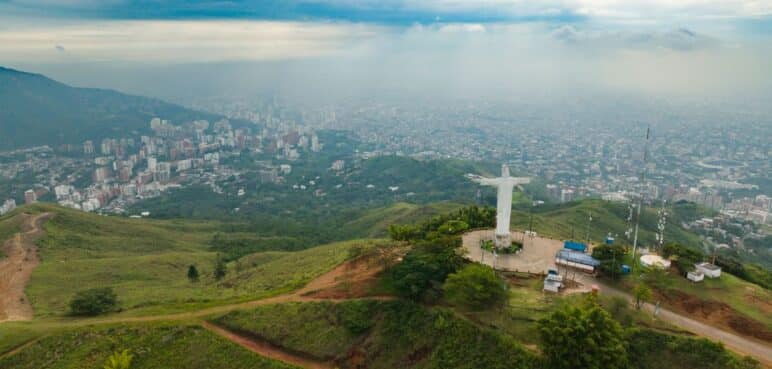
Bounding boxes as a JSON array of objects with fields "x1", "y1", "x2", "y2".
[
  {"x1": 69, "y1": 287, "x2": 118, "y2": 316},
  {"x1": 388, "y1": 205, "x2": 495, "y2": 241},
  {"x1": 338, "y1": 300, "x2": 376, "y2": 334},
  {"x1": 538, "y1": 297, "x2": 628, "y2": 369},
  {"x1": 444, "y1": 264, "x2": 508, "y2": 311},
  {"x1": 390, "y1": 237, "x2": 465, "y2": 302},
  {"x1": 592, "y1": 244, "x2": 626, "y2": 279},
  {"x1": 103, "y1": 349, "x2": 133, "y2": 369},
  {"x1": 437, "y1": 220, "x2": 470, "y2": 235},
  {"x1": 627, "y1": 329, "x2": 761, "y2": 369},
  {"x1": 662, "y1": 243, "x2": 703, "y2": 273}
]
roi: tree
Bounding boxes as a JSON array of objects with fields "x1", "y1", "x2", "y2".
[
  {"x1": 187, "y1": 265, "x2": 199, "y2": 282},
  {"x1": 388, "y1": 224, "x2": 422, "y2": 241},
  {"x1": 103, "y1": 349, "x2": 133, "y2": 369},
  {"x1": 437, "y1": 220, "x2": 470, "y2": 235},
  {"x1": 390, "y1": 238, "x2": 465, "y2": 302},
  {"x1": 69, "y1": 287, "x2": 118, "y2": 316},
  {"x1": 443, "y1": 264, "x2": 508, "y2": 311},
  {"x1": 662, "y1": 243, "x2": 704, "y2": 273},
  {"x1": 538, "y1": 298, "x2": 628, "y2": 369},
  {"x1": 633, "y1": 283, "x2": 653, "y2": 310},
  {"x1": 213, "y1": 253, "x2": 227, "y2": 281},
  {"x1": 592, "y1": 244, "x2": 625, "y2": 279}
]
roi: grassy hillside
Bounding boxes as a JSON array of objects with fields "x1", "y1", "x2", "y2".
[
  {"x1": 342, "y1": 202, "x2": 463, "y2": 238},
  {"x1": 0, "y1": 204, "x2": 391, "y2": 317},
  {"x1": 0, "y1": 323, "x2": 297, "y2": 369},
  {"x1": 210, "y1": 299, "x2": 758, "y2": 369},
  {"x1": 510, "y1": 199, "x2": 704, "y2": 249},
  {"x1": 211, "y1": 300, "x2": 538, "y2": 369}
]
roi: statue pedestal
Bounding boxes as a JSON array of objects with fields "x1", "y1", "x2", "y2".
[{"x1": 494, "y1": 232, "x2": 511, "y2": 248}]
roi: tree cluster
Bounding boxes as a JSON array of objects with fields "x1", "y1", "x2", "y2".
[
  {"x1": 69, "y1": 287, "x2": 118, "y2": 316},
  {"x1": 538, "y1": 297, "x2": 628, "y2": 369},
  {"x1": 389, "y1": 205, "x2": 495, "y2": 241},
  {"x1": 443, "y1": 264, "x2": 508, "y2": 311},
  {"x1": 592, "y1": 244, "x2": 627, "y2": 279},
  {"x1": 389, "y1": 236, "x2": 465, "y2": 303}
]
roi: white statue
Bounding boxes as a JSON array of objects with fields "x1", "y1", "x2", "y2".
[{"x1": 473, "y1": 164, "x2": 530, "y2": 247}]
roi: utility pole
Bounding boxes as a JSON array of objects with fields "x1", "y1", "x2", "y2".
[
  {"x1": 585, "y1": 212, "x2": 592, "y2": 243},
  {"x1": 631, "y1": 126, "x2": 650, "y2": 275},
  {"x1": 612, "y1": 248, "x2": 617, "y2": 280}
]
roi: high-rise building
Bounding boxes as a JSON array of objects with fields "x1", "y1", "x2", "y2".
[
  {"x1": 311, "y1": 135, "x2": 322, "y2": 152},
  {"x1": 147, "y1": 157, "x2": 158, "y2": 172},
  {"x1": 560, "y1": 188, "x2": 575, "y2": 203},
  {"x1": 24, "y1": 189, "x2": 37, "y2": 204},
  {"x1": 83, "y1": 140, "x2": 95, "y2": 155}
]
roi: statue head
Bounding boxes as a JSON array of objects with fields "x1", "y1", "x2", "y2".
[{"x1": 501, "y1": 164, "x2": 510, "y2": 177}]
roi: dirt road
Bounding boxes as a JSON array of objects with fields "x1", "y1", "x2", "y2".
[
  {"x1": 579, "y1": 275, "x2": 772, "y2": 367},
  {"x1": 0, "y1": 212, "x2": 52, "y2": 322}
]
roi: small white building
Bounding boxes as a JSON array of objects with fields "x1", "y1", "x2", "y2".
[
  {"x1": 687, "y1": 270, "x2": 704, "y2": 282},
  {"x1": 695, "y1": 262, "x2": 721, "y2": 278}
]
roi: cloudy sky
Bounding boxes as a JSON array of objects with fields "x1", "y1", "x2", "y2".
[{"x1": 2, "y1": 0, "x2": 771, "y2": 103}]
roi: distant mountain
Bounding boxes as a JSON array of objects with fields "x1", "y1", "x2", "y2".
[{"x1": 0, "y1": 66, "x2": 229, "y2": 150}]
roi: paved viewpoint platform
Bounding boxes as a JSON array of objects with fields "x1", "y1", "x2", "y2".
[{"x1": 461, "y1": 230, "x2": 567, "y2": 274}]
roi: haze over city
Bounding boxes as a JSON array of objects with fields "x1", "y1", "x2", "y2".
[{"x1": 0, "y1": 2, "x2": 770, "y2": 369}]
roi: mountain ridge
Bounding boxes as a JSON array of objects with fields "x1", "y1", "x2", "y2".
[{"x1": 0, "y1": 66, "x2": 237, "y2": 150}]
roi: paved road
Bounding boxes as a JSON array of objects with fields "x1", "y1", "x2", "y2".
[
  {"x1": 579, "y1": 275, "x2": 772, "y2": 367},
  {"x1": 463, "y1": 230, "x2": 771, "y2": 366}
]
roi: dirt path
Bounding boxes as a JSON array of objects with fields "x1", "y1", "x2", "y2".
[
  {"x1": 201, "y1": 322, "x2": 333, "y2": 369},
  {"x1": 0, "y1": 212, "x2": 52, "y2": 322},
  {"x1": 21, "y1": 255, "x2": 393, "y2": 328}
]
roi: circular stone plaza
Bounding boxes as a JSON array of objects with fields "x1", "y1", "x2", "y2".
[{"x1": 462, "y1": 230, "x2": 595, "y2": 275}]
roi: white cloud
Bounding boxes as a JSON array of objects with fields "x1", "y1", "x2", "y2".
[{"x1": 0, "y1": 20, "x2": 380, "y2": 62}]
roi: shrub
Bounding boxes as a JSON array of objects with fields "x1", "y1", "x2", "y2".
[
  {"x1": 437, "y1": 220, "x2": 470, "y2": 235},
  {"x1": 187, "y1": 265, "x2": 199, "y2": 282},
  {"x1": 338, "y1": 300, "x2": 376, "y2": 334},
  {"x1": 103, "y1": 349, "x2": 133, "y2": 369},
  {"x1": 390, "y1": 237, "x2": 464, "y2": 302},
  {"x1": 662, "y1": 243, "x2": 703, "y2": 273},
  {"x1": 69, "y1": 287, "x2": 117, "y2": 316},
  {"x1": 538, "y1": 298, "x2": 628, "y2": 369},
  {"x1": 444, "y1": 264, "x2": 508, "y2": 311},
  {"x1": 592, "y1": 244, "x2": 626, "y2": 279}
]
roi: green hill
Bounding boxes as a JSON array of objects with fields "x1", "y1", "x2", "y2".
[
  {"x1": 0, "y1": 323, "x2": 296, "y2": 369},
  {"x1": 510, "y1": 199, "x2": 704, "y2": 249},
  {"x1": 0, "y1": 66, "x2": 232, "y2": 150},
  {"x1": 6, "y1": 204, "x2": 391, "y2": 317},
  {"x1": 212, "y1": 300, "x2": 537, "y2": 369}
]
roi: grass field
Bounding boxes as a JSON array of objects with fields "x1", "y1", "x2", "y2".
[
  {"x1": 27, "y1": 236, "x2": 383, "y2": 317},
  {"x1": 510, "y1": 199, "x2": 704, "y2": 249},
  {"x1": 211, "y1": 299, "x2": 538, "y2": 369},
  {"x1": 638, "y1": 269, "x2": 772, "y2": 329},
  {"x1": 466, "y1": 273, "x2": 680, "y2": 346},
  {"x1": 0, "y1": 322, "x2": 298, "y2": 369},
  {"x1": 0, "y1": 203, "x2": 397, "y2": 317},
  {"x1": 341, "y1": 201, "x2": 463, "y2": 238}
]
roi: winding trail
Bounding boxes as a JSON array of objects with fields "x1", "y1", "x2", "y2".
[
  {"x1": 0, "y1": 212, "x2": 52, "y2": 322},
  {"x1": 2, "y1": 222, "x2": 769, "y2": 368},
  {"x1": 0, "y1": 253, "x2": 391, "y2": 368},
  {"x1": 201, "y1": 321, "x2": 333, "y2": 369}
]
